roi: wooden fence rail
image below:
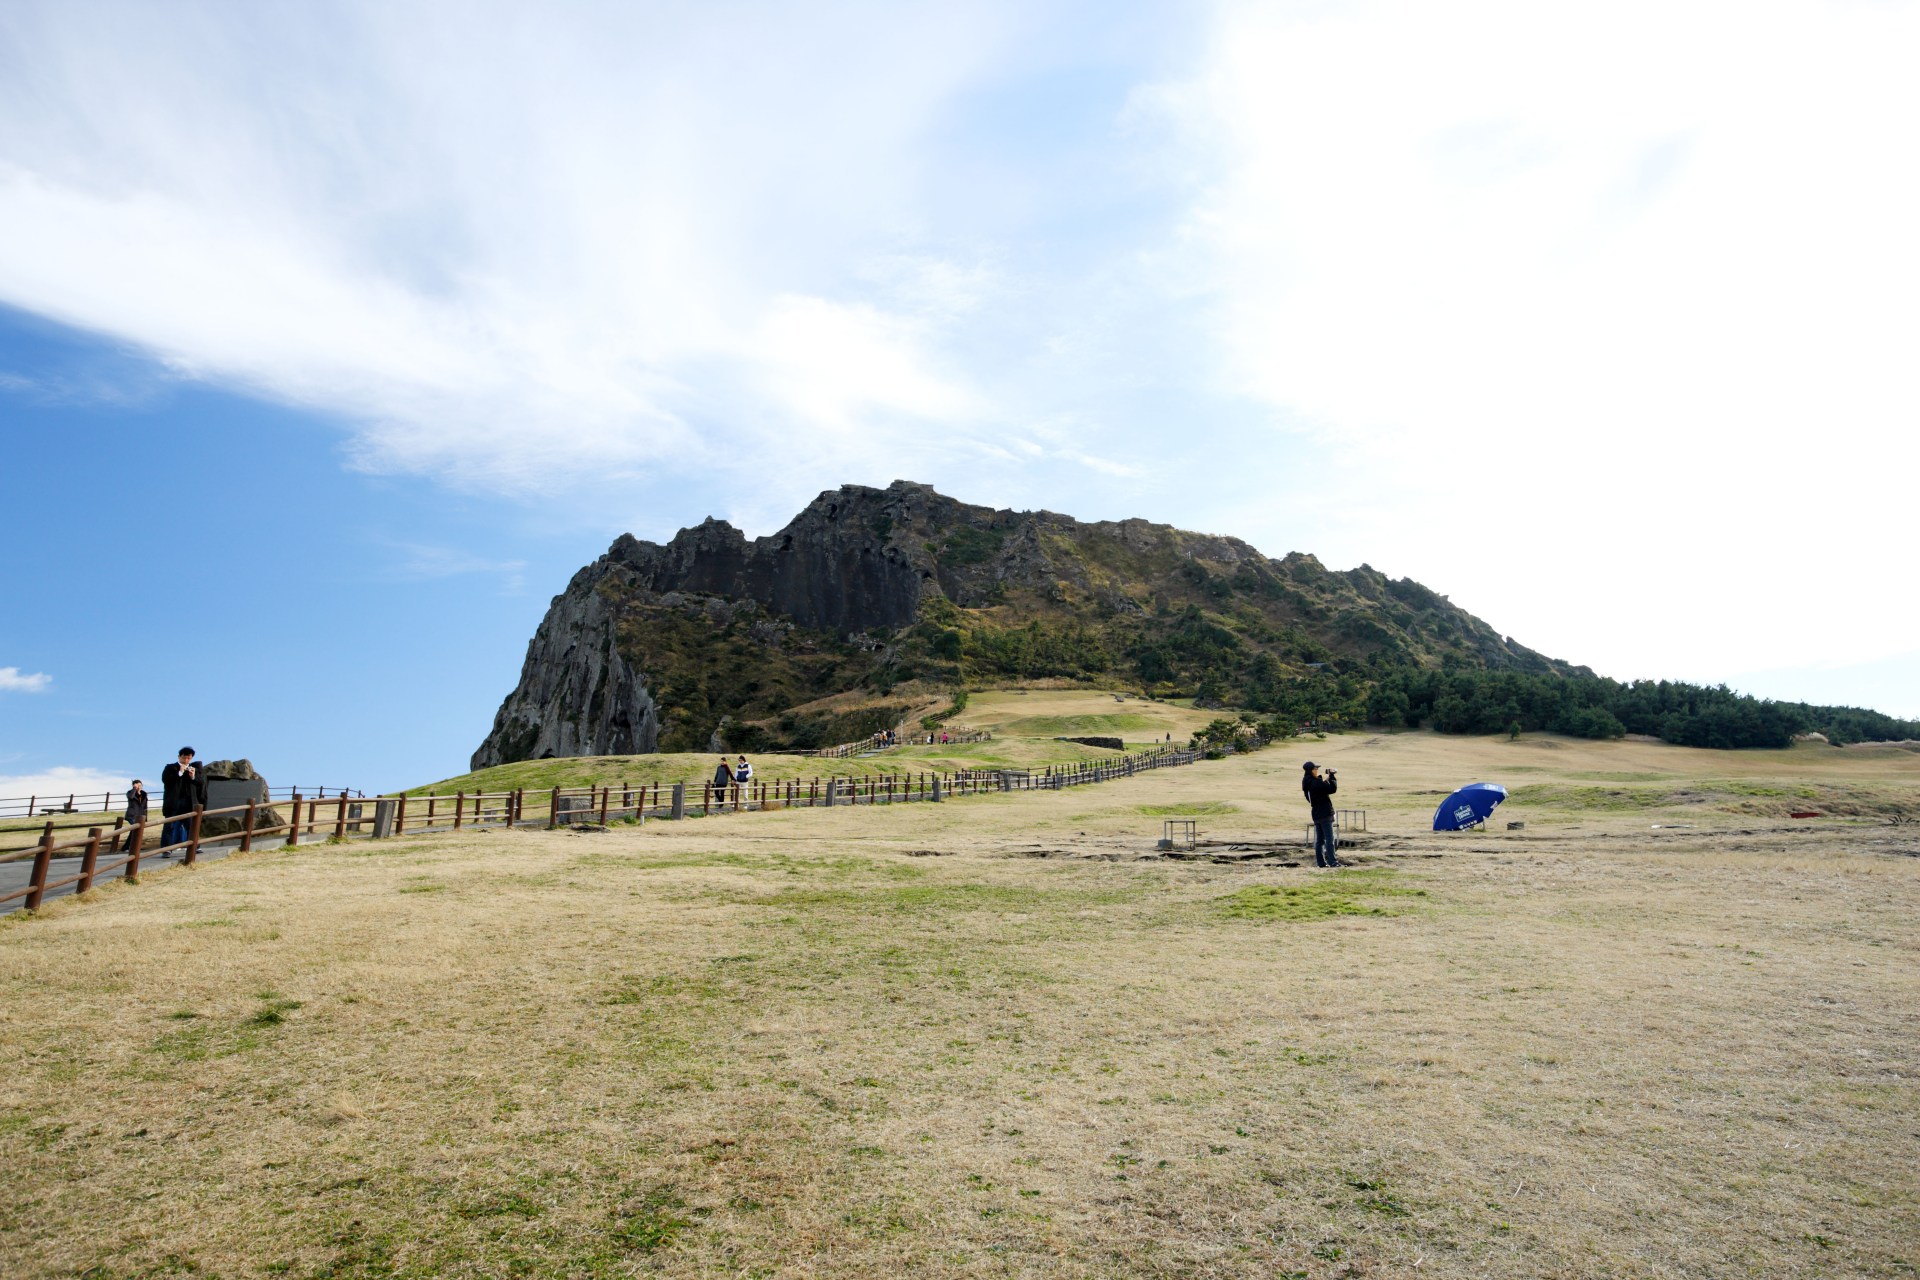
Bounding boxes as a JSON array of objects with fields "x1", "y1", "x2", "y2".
[
  {"x1": 0, "y1": 785, "x2": 364, "y2": 820},
  {"x1": 3, "y1": 746, "x2": 1200, "y2": 915}
]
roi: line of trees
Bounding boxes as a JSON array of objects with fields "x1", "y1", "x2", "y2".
[
  {"x1": 890, "y1": 602, "x2": 1919, "y2": 751},
  {"x1": 1244, "y1": 665, "x2": 1917, "y2": 749}
]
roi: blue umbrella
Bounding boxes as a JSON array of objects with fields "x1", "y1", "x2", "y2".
[{"x1": 1433, "y1": 782, "x2": 1508, "y2": 831}]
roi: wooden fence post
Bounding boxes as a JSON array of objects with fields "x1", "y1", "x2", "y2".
[
  {"x1": 287, "y1": 793, "x2": 302, "y2": 847},
  {"x1": 333, "y1": 794, "x2": 348, "y2": 841},
  {"x1": 549, "y1": 787, "x2": 562, "y2": 829},
  {"x1": 241, "y1": 799, "x2": 257, "y2": 852},
  {"x1": 185, "y1": 805, "x2": 205, "y2": 865},
  {"x1": 599, "y1": 786, "x2": 610, "y2": 825},
  {"x1": 454, "y1": 791, "x2": 464, "y2": 830},
  {"x1": 24, "y1": 827, "x2": 55, "y2": 912},
  {"x1": 126, "y1": 819, "x2": 145, "y2": 881},
  {"x1": 395, "y1": 794, "x2": 407, "y2": 836},
  {"x1": 78, "y1": 826, "x2": 102, "y2": 895}
]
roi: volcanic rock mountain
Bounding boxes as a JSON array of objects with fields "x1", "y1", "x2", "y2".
[{"x1": 473, "y1": 481, "x2": 1576, "y2": 765}]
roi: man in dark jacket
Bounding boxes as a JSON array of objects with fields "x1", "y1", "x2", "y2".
[
  {"x1": 160, "y1": 747, "x2": 204, "y2": 856},
  {"x1": 115, "y1": 779, "x2": 149, "y2": 853},
  {"x1": 712, "y1": 756, "x2": 735, "y2": 807},
  {"x1": 1302, "y1": 760, "x2": 1341, "y2": 868}
]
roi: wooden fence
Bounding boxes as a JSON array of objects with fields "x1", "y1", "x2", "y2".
[
  {"x1": 2, "y1": 745, "x2": 1199, "y2": 916},
  {"x1": 813, "y1": 726, "x2": 994, "y2": 758},
  {"x1": 0, "y1": 784, "x2": 364, "y2": 820}
]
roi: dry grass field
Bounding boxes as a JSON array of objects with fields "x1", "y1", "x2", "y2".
[{"x1": 3, "y1": 714, "x2": 1917, "y2": 1279}]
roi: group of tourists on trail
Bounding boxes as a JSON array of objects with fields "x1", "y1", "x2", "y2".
[{"x1": 712, "y1": 755, "x2": 753, "y2": 795}]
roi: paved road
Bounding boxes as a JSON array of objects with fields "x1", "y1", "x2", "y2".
[{"x1": 0, "y1": 831, "x2": 296, "y2": 915}]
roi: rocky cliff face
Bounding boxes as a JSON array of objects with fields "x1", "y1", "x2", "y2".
[
  {"x1": 473, "y1": 480, "x2": 1576, "y2": 766},
  {"x1": 473, "y1": 567, "x2": 661, "y2": 767}
]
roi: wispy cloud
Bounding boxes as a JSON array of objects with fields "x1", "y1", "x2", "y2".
[
  {"x1": 379, "y1": 542, "x2": 527, "y2": 592},
  {"x1": 0, "y1": 666, "x2": 52, "y2": 693},
  {"x1": 0, "y1": 365, "x2": 168, "y2": 407},
  {"x1": 0, "y1": 1, "x2": 1021, "y2": 506}
]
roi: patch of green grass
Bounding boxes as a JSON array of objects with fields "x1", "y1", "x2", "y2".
[
  {"x1": 247, "y1": 995, "x2": 303, "y2": 1027},
  {"x1": 994, "y1": 713, "x2": 1163, "y2": 736},
  {"x1": 1564, "y1": 770, "x2": 1672, "y2": 782},
  {"x1": 150, "y1": 1020, "x2": 265, "y2": 1062},
  {"x1": 1709, "y1": 779, "x2": 1818, "y2": 799},
  {"x1": 750, "y1": 882, "x2": 1055, "y2": 913},
  {"x1": 455, "y1": 1191, "x2": 543, "y2": 1219},
  {"x1": 609, "y1": 1185, "x2": 692, "y2": 1253},
  {"x1": 1220, "y1": 870, "x2": 1426, "y2": 922},
  {"x1": 1137, "y1": 801, "x2": 1239, "y2": 817},
  {"x1": 1506, "y1": 784, "x2": 1672, "y2": 811}
]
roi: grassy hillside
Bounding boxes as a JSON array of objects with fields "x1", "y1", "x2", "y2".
[
  {"x1": 6, "y1": 724, "x2": 1917, "y2": 1276},
  {"x1": 411, "y1": 741, "x2": 1129, "y2": 797},
  {"x1": 420, "y1": 689, "x2": 1218, "y2": 796}
]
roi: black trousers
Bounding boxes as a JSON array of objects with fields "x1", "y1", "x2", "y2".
[{"x1": 1313, "y1": 819, "x2": 1338, "y2": 866}]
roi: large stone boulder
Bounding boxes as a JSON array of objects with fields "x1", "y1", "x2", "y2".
[{"x1": 196, "y1": 760, "x2": 283, "y2": 837}]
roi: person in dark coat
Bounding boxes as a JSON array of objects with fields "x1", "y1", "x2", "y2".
[
  {"x1": 115, "y1": 779, "x2": 148, "y2": 853},
  {"x1": 712, "y1": 756, "x2": 735, "y2": 805},
  {"x1": 1302, "y1": 760, "x2": 1341, "y2": 868},
  {"x1": 160, "y1": 747, "x2": 204, "y2": 856}
]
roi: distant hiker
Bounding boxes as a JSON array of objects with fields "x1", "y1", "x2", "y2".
[
  {"x1": 117, "y1": 779, "x2": 148, "y2": 852},
  {"x1": 712, "y1": 755, "x2": 734, "y2": 802},
  {"x1": 1302, "y1": 761, "x2": 1341, "y2": 868},
  {"x1": 734, "y1": 755, "x2": 754, "y2": 786},
  {"x1": 160, "y1": 747, "x2": 204, "y2": 856}
]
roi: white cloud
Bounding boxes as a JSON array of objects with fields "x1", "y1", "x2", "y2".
[
  {"x1": 0, "y1": 766, "x2": 135, "y2": 808},
  {"x1": 1153, "y1": 0, "x2": 1920, "y2": 678},
  {"x1": 0, "y1": 666, "x2": 52, "y2": 693}
]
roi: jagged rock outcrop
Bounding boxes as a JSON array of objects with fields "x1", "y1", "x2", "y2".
[
  {"x1": 474, "y1": 480, "x2": 1577, "y2": 766},
  {"x1": 472, "y1": 566, "x2": 660, "y2": 767}
]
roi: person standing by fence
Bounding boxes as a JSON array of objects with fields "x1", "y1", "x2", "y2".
[
  {"x1": 1302, "y1": 760, "x2": 1342, "y2": 868},
  {"x1": 160, "y1": 747, "x2": 203, "y2": 856},
  {"x1": 733, "y1": 754, "x2": 754, "y2": 796},
  {"x1": 712, "y1": 756, "x2": 735, "y2": 806},
  {"x1": 116, "y1": 779, "x2": 148, "y2": 852}
]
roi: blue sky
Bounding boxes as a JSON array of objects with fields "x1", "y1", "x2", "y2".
[{"x1": 3, "y1": 0, "x2": 1916, "y2": 797}]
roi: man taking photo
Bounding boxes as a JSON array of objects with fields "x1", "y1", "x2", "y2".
[
  {"x1": 1302, "y1": 760, "x2": 1342, "y2": 868},
  {"x1": 160, "y1": 746, "x2": 205, "y2": 856}
]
